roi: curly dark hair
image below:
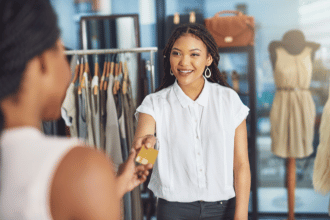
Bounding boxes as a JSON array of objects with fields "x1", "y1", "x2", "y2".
[{"x1": 157, "y1": 23, "x2": 229, "y2": 91}]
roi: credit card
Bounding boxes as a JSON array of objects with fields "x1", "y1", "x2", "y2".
[{"x1": 135, "y1": 145, "x2": 158, "y2": 165}]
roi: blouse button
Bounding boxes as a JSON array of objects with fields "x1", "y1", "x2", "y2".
[{"x1": 199, "y1": 169, "x2": 202, "y2": 172}]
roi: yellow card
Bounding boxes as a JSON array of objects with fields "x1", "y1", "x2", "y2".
[{"x1": 135, "y1": 145, "x2": 159, "y2": 165}]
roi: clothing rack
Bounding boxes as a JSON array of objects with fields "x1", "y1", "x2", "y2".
[
  {"x1": 64, "y1": 47, "x2": 158, "y2": 92},
  {"x1": 63, "y1": 47, "x2": 158, "y2": 220}
]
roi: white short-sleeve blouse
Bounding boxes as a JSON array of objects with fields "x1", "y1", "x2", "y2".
[{"x1": 135, "y1": 77, "x2": 249, "y2": 202}]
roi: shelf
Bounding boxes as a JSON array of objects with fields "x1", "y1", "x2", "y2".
[
  {"x1": 217, "y1": 45, "x2": 258, "y2": 220},
  {"x1": 238, "y1": 92, "x2": 250, "y2": 96}
]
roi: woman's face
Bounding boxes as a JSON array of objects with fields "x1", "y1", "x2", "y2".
[
  {"x1": 41, "y1": 40, "x2": 71, "y2": 121},
  {"x1": 170, "y1": 33, "x2": 213, "y2": 87}
]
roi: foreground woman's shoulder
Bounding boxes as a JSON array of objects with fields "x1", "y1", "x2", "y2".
[{"x1": 50, "y1": 146, "x2": 120, "y2": 220}]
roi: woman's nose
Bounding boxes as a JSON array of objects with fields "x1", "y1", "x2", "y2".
[{"x1": 179, "y1": 55, "x2": 190, "y2": 66}]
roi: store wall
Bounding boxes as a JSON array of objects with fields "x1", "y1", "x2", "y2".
[
  {"x1": 50, "y1": 0, "x2": 78, "y2": 50},
  {"x1": 166, "y1": 0, "x2": 204, "y2": 15},
  {"x1": 51, "y1": 0, "x2": 157, "y2": 49},
  {"x1": 109, "y1": 0, "x2": 157, "y2": 50},
  {"x1": 138, "y1": 0, "x2": 157, "y2": 49},
  {"x1": 111, "y1": 0, "x2": 138, "y2": 14}
]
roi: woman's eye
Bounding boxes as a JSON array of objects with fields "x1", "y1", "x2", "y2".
[
  {"x1": 172, "y1": 51, "x2": 180, "y2": 56},
  {"x1": 191, "y1": 53, "x2": 200, "y2": 57}
]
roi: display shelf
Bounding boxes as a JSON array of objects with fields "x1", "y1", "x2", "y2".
[
  {"x1": 218, "y1": 45, "x2": 258, "y2": 220},
  {"x1": 238, "y1": 92, "x2": 250, "y2": 96}
]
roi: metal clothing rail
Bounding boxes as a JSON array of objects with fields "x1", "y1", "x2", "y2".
[{"x1": 64, "y1": 47, "x2": 158, "y2": 92}]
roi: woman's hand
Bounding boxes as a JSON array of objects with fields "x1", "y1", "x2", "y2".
[
  {"x1": 133, "y1": 134, "x2": 157, "y2": 152},
  {"x1": 116, "y1": 148, "x2": 153, "y2": 198},
  {"x1": 116, "y1": 134, "x2": 157, "y2": 197}
]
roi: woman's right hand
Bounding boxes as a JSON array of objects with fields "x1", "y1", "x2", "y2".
[{"x1": 133, "y1": 134, "x2": 157, "y2": 152}]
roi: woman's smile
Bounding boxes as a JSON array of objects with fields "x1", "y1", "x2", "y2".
[{"x1": 178, "y1": 69, "x2": 194, "y2": 76}]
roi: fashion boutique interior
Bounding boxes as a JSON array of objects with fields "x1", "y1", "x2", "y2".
[{"x1": 46, "y1": 0, "x2": 330, "y2": 219}]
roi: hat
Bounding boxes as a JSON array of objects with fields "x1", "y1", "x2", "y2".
[{"x1": 279, "y1": 29, "x2": 318, "y2": 54}]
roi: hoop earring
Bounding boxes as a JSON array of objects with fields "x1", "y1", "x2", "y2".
[
  {"x1": 204, "y1": 67, "x2": 211, "y2": 78},
  {"x1": 170, "y1": 69, "x2": 174, "y2": 76}
]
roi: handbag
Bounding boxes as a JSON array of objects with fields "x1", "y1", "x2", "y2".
[
  {"x1": 166, "y1": 11, "x2": 204, "y2": 42},
  {"x1": 204, "y1": 10, "x2": 255, "y2": 48}
]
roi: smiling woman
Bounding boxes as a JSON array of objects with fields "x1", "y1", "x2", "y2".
[{"x1": 134, "y1": 23, "x2": 251, "y2": 220}]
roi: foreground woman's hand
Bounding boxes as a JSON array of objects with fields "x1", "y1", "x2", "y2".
[{"x1": 116, "y1": 148, "x2": 153, "y2": 198}]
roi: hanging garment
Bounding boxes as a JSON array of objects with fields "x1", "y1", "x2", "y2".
[
  {"x1": 61, "y1": 83, "x2": 78, "y2": 137},
  {"x1": 123, "y1": 75, "x2": 143, "y2": 220},
  {"x1": 313, "y1": 86, "x2": 330, "y2": 195},
  {"x1": 78, "y1": 87, "x2": 88, "y2": 140},
  {"x1": 130, "y1": 187, "x2": 143, "y2": 220},
  {"x1": 100, "y1": 91, "x2": 106, "y2": 151},
  {"x1": 100, "y1": 84, "x2": 107, "y2": 151},
  {"x1": 82, "y1": 72, "x2": 95, "y2": 146},
  {"x1": 105, "y1": 74, "x2": 123, "y2": 168},
  {"x1": 270, "y1": 47, "x2": 315, "y2": 158},
  {"x1": 117, "y1": 87, "x2": 133, "y2": 220},
  {"x1": 118, "y1": 92, "x2": 129, "y2": 161},
  {"x1": 91, "y1": 75, "x2": 101, "y2": 150},
  {"x1": 123, "y1": 76, "x2": 137, "y2": 149},
  {"x1": 42, "y1": 121, "x2": 58, "y2": 136},
  {"x1": 100, "y1": 59, "x2": 111, "y2": 152}
]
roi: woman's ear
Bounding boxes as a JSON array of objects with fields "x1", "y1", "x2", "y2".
[
  {"x1": 35, "y1": 51, "x2": 50, "y2": 76},
  {"x1": 206, "y1": 53, "x2": 213, "y2": 66}
]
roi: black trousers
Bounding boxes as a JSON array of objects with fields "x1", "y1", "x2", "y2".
[{"x1": 156, "y1": 197, "x2": 236, "y2": 220}]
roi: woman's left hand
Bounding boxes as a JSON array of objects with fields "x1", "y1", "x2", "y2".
[{"x1": 116, "y1": 148, "x2": 153, "y2": 197}]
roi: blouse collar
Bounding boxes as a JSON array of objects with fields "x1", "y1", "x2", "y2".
[{"x1": 173, "y1": 76, "x2": 210, "y2": 108}]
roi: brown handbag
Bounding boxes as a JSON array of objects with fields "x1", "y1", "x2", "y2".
[{"x1": 204, "y1": 10, "x2": 255, "y2": 48}]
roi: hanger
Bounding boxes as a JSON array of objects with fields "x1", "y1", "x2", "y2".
[
  {"x1": 102, "y1": 54, "x2": 112, "y2": 91},
  {"x1": 80, "y1": 56, "x2": 89, "y2": 92},
  {"x1": 100, "y1": 56, "x2": 107, "y2": 91},
  {"x1": 122, "y1": 61, "x2": 129, "y2": 95},
  {"x1": 72, "y1": 58, "x2": 80, "y2": 84},
  {"x1": 84, "y1": 56, "x2": 91, "y2": 79},
  {"x1": 109, "y1": 54, "x2": 115, "y2": 77},
  {"x1": 118, "y1": 60, "x2": 123, "y2": 89},
  {"x1": 79, "y1": 56, "x2": 84, "y2": 83},
  {"x1": 113, "y1": 55, "x2": 120, "y2": 95},
  {"x1": 78, "y1": 56, "x2": 84, "y2": 95}
]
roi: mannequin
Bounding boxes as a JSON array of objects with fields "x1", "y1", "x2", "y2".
[{"x1": 268, "y1": 30, "x2": 320, "y2": 220}]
